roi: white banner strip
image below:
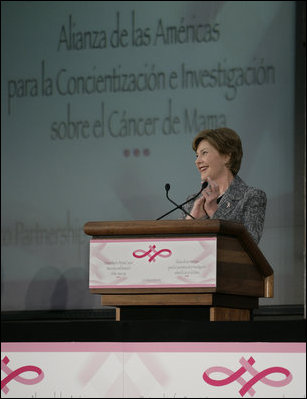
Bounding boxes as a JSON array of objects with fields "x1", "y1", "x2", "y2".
[{"x1": 1, "y1": 342, "x2": 305, "y2": 398}]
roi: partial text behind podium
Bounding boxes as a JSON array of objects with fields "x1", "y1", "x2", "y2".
[{"x1": 84, "y1": 219, "x2": 274, "y2": 321}]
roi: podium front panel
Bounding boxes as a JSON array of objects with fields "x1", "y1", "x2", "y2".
[{"x1": 89, "y1": 237, "x2": 217, "y2": 290}]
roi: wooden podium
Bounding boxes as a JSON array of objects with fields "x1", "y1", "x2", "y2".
[{"x1": 84, "y1": 219, "x2": 273, "y2": 321}]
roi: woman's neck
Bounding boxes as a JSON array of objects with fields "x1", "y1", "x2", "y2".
[{"x1": 215, "y1": 171, "x2": 234, "y2": 196}]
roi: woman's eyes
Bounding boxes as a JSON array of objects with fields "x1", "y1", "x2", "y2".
[
  {"x1": 196, "y1": 151, "x2": 207, "y2": 160},
  {"x1": 197, "y1": 151, "x2": 207, "y2": 157}
]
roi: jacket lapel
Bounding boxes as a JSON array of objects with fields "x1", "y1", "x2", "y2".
[{"x1": 213, "y1": 175, "x2": 246, "y2": 219}]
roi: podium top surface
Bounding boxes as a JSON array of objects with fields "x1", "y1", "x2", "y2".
[{"x1": 84, "y1": 219, "x2": 244, "y2": 237}]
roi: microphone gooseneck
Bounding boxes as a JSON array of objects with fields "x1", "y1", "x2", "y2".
[
  {"x1": 165, "y1": 184, "x2": 195, "y2": 219},
  {"x1": 156, "y1": 181, "x2": 207, "y2": 220}
]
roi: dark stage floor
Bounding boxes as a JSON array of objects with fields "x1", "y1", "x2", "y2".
[{"x1": 1, "y1": 306, "x2": 305, "y2": 343}]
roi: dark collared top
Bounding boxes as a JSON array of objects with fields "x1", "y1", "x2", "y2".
[{"x1": 181, "y1": 175, "x2": 267, "y2": 244}]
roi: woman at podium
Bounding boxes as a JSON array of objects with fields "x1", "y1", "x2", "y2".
[{"x1": 182, "y1": 127, "x2": 266, "y2": 244}]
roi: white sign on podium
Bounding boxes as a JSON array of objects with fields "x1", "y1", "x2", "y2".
[{"x1": 89, "y1": 237, "x2": 217, "y2": 289}]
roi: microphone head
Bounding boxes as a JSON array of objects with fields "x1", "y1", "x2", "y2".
[
  {"x1": 201, "y1": 181, "x2": 208, "y2": 190},
  {"x1": 165, "y1": 183, "x2": 170, "y2": 192}
]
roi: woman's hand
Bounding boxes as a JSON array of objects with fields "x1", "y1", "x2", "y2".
[
  {"x1": 203, "y1": 177, "x2": 219, "y2": 217},
  {"x1": 186, "y1": 177, "x2": 219, "y2": 219},
  {"x1": 186, "y1": 194, "x2": 207, "y2": 219}
]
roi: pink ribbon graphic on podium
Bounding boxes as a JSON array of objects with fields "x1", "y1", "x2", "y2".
[
  {"x1": 203, "y1": 356, "x2": 292, "y2": 397},
  {"x1": 1, "y1": 356, "x2": 44, "y2": 395},
  {"x1": 133, "y1": 245, "x2": 172, "y2": 262}
]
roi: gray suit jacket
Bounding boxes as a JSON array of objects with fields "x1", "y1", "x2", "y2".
[{"x1": 181, "y1": 175, "x2": 267, "y2": 244}]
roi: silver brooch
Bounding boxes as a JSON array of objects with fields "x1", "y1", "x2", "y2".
[{"x1": 226, "y1": 202, "x2": 231, "y2": 208}]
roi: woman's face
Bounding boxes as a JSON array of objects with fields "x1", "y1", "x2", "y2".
[{"x1": 195, "y1": 139, "x2": 230, "y2": 182}]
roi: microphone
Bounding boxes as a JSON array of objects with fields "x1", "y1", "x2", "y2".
[
  {"x1": 165, "y1": 184, "x2": 195, "y2": 219},
  {"x1": 156, "y1": 181, "x2": 208, "y2": 220}
]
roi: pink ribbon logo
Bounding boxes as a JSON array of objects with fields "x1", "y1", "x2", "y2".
[
  {"x1": 133, "y1": 245, "x2": 172, "y2": 262},
  {"x1": 203, "y1": 356, "x2": 292, "y2": 397},
  {"x1": 1, "y1": 356, "x2": 44, "y2": 395}
]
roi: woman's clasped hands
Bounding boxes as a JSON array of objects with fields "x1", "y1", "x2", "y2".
[{"x1": 188, "y1": 177, "x2": 220, "y2": 219}]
